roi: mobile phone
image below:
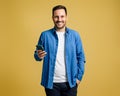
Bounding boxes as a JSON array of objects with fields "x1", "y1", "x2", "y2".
[{"x1": 36, "y1": 45, "x2": 44, "y2": 51}]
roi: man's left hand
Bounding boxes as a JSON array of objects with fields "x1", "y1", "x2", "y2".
[{"x1": 76, "y1": 79, "x2": 80, "y2": 86}]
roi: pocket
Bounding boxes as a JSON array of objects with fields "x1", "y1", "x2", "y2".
[{"x1": 76, "y1": 83, "x2": 78, "y2": 88}]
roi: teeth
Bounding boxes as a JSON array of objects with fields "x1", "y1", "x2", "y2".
[{"x1": 57, "y1": 22, "x2": 62, "y2": 25}]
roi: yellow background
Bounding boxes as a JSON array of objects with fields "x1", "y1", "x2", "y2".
[{"x1": 0, "y1": 0, "x2": 120, "y2": 96}]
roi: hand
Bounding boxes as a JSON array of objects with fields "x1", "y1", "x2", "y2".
[
  {"x1": 76, "y1": 79, "x2": 80, "y2": 86},
  {"x1": 37, "y1": 50, "x2": 47, "y2": 59}
]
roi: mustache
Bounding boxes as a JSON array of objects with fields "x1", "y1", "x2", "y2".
[{"x1": 56, "y1": 21, "x2": 64, "y2": 23}]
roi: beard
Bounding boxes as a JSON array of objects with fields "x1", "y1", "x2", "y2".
[{"x1": 54, "y1": 21, "x2": 66, "y2": 30}]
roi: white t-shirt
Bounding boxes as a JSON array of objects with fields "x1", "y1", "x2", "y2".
[{"x1": 53, "y1": 31, "x2": 67, "y2": 82}]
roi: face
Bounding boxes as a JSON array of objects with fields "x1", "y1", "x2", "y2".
[{"x1": 52, "y1": 9, "x2": 67, "y2": 30}]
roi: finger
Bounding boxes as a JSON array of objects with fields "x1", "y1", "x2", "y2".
[
  {"x1": 37, "y1": 50, "x2": 43, "y2": 53},
  {"x1": 38, "y1": 52, "x2": 47, "y2": 58},
  {"x1": 38, "y1": 51, "x2": 47, "y2": 54},
  {"x1": 40, "y1": 54, "x2": 46, "y2": 57},
  {"x1": 38, "y1": 53, "x2": 46, "y2": 59}
]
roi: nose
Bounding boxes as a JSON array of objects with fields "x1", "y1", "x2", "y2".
[{"x1": 58, "y1": 16, "x2": 62, "y2": 21}]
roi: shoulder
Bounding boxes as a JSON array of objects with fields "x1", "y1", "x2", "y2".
[
  {"x1": 41, "y1": 28, "x2": 53, "y2": 34},
  {"x1": 67, "y1": 28, "x2": 80, "y2": 37},
  {"x1": 40, "y1": 28, "x2": 54, "y2": 37}
]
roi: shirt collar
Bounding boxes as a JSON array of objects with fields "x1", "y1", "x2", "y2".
[{"x1": 52, "y1": 27, "x2": 69, "y2": 34}]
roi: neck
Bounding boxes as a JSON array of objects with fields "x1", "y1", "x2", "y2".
[{"x1": 55, "y1": 27, "x2": 66, "y2": 32}]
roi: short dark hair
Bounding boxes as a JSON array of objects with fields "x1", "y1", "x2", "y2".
[{"x1": 52, "y1": 5, "x2": 67, "y2": 16}]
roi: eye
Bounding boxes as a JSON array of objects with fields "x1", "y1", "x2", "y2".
[
  {"x1": 53, "y1": 16, "x2": 58, "y2": 19},
  {"x1": 61, "y1": 15, "x2": 64, "y2": 18}
]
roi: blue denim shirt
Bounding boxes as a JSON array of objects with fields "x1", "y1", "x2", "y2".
[{"x1": 34, "y1": 27, "x2": 86, "y2": 89}]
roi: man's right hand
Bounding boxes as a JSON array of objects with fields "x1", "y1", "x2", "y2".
[{"x1": 37, "y1": 50, "x2": 47, "y2": 59}]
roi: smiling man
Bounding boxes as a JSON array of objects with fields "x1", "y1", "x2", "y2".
[
  {"x1": 52, "y1": 8, "x2": 67, "y2": 31},
  {"x1": 34, "y1": 5, "x2": 86, "y2": 96}
]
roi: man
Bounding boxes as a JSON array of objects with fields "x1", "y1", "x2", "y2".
[{"x1": 34, "y1": 5, "x2": 86, "y2": 96}]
